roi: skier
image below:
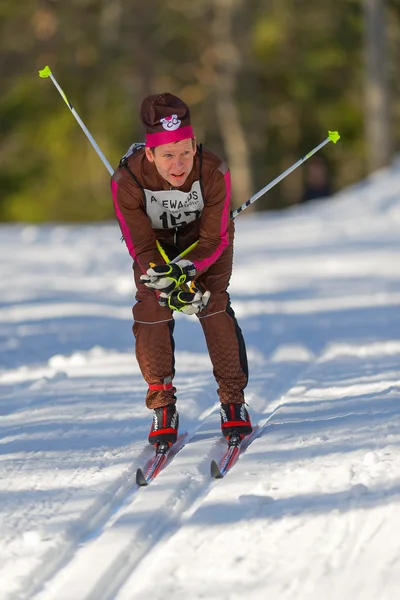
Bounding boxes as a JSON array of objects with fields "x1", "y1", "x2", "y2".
[{"x1": 111, "y1": 92, "x2": 252, "y2": 446}]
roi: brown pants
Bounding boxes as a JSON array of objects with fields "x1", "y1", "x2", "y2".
[{"x1": 132, "y1": 240, "x2": 248, "y2": 409}]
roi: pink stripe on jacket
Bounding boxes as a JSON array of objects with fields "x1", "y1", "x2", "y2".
[
  {"x1": 192, "y1": 170, "x2": 231, "y2": 273},
  {"x1": 111, "y1": 180, "x2": 138, "y2": 261}
]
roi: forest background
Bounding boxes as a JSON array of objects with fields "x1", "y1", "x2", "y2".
[{"x1": 0, "y1": 0, "x2": 399, "y2": 222}]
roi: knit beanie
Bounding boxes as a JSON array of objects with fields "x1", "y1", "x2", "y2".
[{"x1": 140, "y1": 92, "x2": 194, "y2": 147}]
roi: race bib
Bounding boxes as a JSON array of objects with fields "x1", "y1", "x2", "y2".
[{"x1": 144, "y1": 181, "x2": 204, "y2": 229}]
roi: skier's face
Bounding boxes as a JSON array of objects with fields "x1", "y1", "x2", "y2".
[{"x1": 145, "y1": 138, "x2": 196, "y2": 187}]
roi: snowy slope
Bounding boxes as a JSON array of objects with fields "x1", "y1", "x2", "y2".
[{"x1": 1, "y1": 162, "x2": 400, "y2": 600}]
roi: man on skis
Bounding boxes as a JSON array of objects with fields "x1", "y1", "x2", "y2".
[{"x1": 111, "y1": 92, "x2": 252, "y2": 446}]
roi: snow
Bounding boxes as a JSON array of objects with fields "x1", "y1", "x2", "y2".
[{"x1": 1, "y1": 162, "x2": 400, "y2": 600}]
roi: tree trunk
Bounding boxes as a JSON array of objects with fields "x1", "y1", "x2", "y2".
[
  {"x1": 211, "y1": 0, "x2": 253, "y2": 208},
  {"x1": 364, "y1": 0, "x2": 391, "y2": 171}
]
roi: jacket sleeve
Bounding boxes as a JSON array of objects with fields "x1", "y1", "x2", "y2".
[
  {"x1": 184, "y1": 162, "x2": 231, "y2": 275},
  {"x1": 111, "y1": 171, "x2": 164, "y2": 273}
]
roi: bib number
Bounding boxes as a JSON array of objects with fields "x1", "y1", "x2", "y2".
[{"x1": 159, "y1": 209, "x2": 202, "y2": 229}]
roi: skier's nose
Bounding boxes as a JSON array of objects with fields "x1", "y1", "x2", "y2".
[{"x1": 173, "y1": 156, "x2": 184, "y2": 170}]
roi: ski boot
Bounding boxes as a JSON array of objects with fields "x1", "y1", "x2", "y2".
[
  {"x1": 220, "y1": 402, "x2": 252, "y2": 440},
  {"x1": 148, "y1": 404, "x2": 179, "y2": 448}
]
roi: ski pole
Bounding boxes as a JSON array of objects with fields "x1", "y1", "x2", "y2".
[
  {"x1": 38, "y1": 65, "x2": 114, "y2": 176},
  {"x1": 170, "y1": 131, "x2": 340, "y2": 263},
  {"x1": 231, "y1": 131, "x2": 340, "y2": 219},
  {"x1": 39, "y1": 66, "x2": 169, "y2": 262}
]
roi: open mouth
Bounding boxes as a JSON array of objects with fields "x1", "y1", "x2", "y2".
[{"x1": 171, "y1": 172, "x2": 185, "y2": 179}]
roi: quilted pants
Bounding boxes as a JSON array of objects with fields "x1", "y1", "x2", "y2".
[{"x1": 132, "y1": 240, "x2": 248, "y2": 409}]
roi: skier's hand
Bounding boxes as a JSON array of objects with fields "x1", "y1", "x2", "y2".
[
  {"x1": 140, "y1": 260, "x2": 196, "y2": 296},
  {"x1": 159, "y1": 289, "x2": 211, "y2": 315}
]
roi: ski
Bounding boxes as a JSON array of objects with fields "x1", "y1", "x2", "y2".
[
  {"x1": 137, "y1": 421, "x2": 260, "y2": 485},
  {"x1": 136, "y1": 432, "x2": 188, "y2": 486},
  {"x1": 210, "y1": 436, "x2": 241, "y2": 479},
  {"x1": 210, "y1": 425, "x2": 260, "y2": 479}
]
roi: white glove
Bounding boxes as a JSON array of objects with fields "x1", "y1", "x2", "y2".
[
  {"x1": 140, "y1": 260, "x2": 196, "y2": 296},
  {"x1": 161, "y1": 289, "x2": 211, "y2": 315}
]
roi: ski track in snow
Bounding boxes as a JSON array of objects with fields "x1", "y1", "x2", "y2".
[
  {"x1": 31, "y1": 356, "x2": 315, "y2": 600},
  {"x1": 1, "y1": 164, "x2": 400, "y2": 599}
]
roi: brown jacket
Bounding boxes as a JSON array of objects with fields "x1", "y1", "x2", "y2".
[{"x1": 111, "y1": 145, "x2": 232, "y2": 276}]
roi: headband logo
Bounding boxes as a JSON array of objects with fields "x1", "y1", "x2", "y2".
[{"x1": 160, "y1": 115, "x2": 181, "y2": 131}]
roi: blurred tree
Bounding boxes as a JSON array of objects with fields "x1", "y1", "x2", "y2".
[
  {"x1": 0, "y1": 0, "x2": 398, "y2": 221},
  {"x1": 250, "y1": 0, "x2": 366, "y2": 208}
]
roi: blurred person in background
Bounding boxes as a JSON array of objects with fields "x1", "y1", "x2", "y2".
[
  {"x1": 300, "y1": 155, "x2": 332, "y2": 203},
  {"x1": 111, "y1": 93, "x2": 252, "y2": 447}
]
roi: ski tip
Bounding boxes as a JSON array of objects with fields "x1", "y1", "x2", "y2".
[
  {"x1": 38, "y1": 65, "x2": 52, "y2": 78},
  {"x1": 211, "y1": 460, "x2": 224, "y2": 479},
  {"x1": 136, "y1": 468, "x2": 148, "y2": 486},
  {"x1": 328, "y1": 130, "x2": 340, "y2": 144}
]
